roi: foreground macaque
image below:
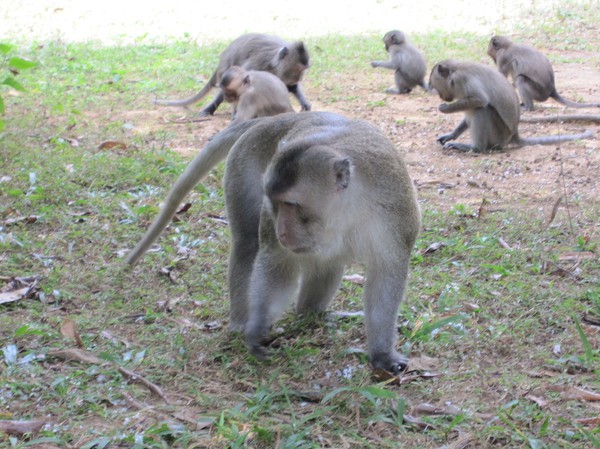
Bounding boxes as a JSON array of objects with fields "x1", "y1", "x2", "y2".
[
  {"x1": 219, "y1": 66, "x2": 294, "y2": 124},
  {"x1": 487, "y1": 36, "x2": 600, "y2": 110},
  {"x1": 155, "y1": 33, "x2": 311, "y2": 116},
  {"x1": 126, "y1": 112, "x2": 420, "y2": 373},
  {"x1": 428, "y1": 59, "x2": 593, "y2": 152},
  {"x1": 371, "y1": 30, "x2": 427, "y2": 94}
]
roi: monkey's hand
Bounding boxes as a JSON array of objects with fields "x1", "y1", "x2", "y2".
[
  {"x1": 370, "y1": 61, "x2": 378, "y2": 68},
  {"x1": 438, "y1": 103, "x2": 453, "y2": 113},
  {"x1": 437, "y1": 133, "x2": 455, "y2": 145}
]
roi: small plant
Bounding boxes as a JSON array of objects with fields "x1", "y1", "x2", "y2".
[{"x1": 0, "y1": 43, "x2": 36, "y2": 131}]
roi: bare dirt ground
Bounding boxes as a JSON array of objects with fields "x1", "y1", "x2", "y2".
[{"x1": 143, "y1": 62, "x2": 600, "y2": 220}]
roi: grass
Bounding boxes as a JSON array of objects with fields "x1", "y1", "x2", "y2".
[{"x1": 1, "y1": 2, "x2": 599, "y2": 448}]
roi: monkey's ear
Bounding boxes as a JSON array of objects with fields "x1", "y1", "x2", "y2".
[
  {"x1": 491, "y1": 37, "x2": 499, "y2": 49},
  {"x1": 437, "y1": 64, "x2": 451, "y2": 78},
  {"x1": 333, "y1": 158, "x2": 351, "y2": 191},
  {"x1": 243, "y1": 74, "x2": 251, "y2": 85},
  {"x1": 278, "y1": 47, "x2": 289, "y2": 61}
]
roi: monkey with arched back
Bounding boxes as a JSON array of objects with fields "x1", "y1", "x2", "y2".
[
  {"x1": 487, "y1": 35, "x2": 600, "y2": 111},
  {"x1": 126, "y1": 112, "x2": 421, "y2": 374},
  {"x1": 428, "y1": 59, "x2": 593, "y2": 152},
  {"x1": 219, "y1": 66, "x2": 294, "y2": 124},
  {"x1": 371, "y1": 30, "x2": 427, "y2": 94},
  {"x1": 155, "y1": 33, "x2": 311, "y2": 116}
]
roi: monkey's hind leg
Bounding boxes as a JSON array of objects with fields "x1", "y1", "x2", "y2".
[{"x1": 514, "y1": 75, "x2": 538, "y2": 111}]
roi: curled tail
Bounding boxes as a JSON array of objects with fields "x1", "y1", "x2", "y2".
[
  {"x1": 551, "y1": 91, "x2": 600, "y2": 109},
  {"x1": 153, "y1": 72, "x2": 217, "y2": 107},
  {"x1": 126, "y1": 119, "x2": 258, "y2": 265}
]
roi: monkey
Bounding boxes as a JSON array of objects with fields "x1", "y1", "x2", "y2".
[
  {"x1": 218, "y1": 66, "x2": 294, "y2": 124},
  {"x1": 126, "y1": 112, "x2": 421, "y2": 374},
  {"x1": 487, "y1": 35, "x2": 600, "y2": 111},
  {"x1": 428, "y1": 60, "x2": 593, "y2": 152},
  {"x1": 154, "y1": 33, "x2": 311, "y2": 116},
  {"x1": 371, "y1": 30, "x2": 427, "y2": 94}
]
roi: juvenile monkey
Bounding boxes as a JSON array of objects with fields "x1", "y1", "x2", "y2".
[
  {"x1": 155, "y1": 33, "x2": 311, "y2": 116},
  {"x1": 219, "y1": 66, "x2": 294, "y2": 124},
  {"x1": 126, "y1": 112, "x2": 421, "y2": 373},
  {"x1": 487, "y1": 36, "x2": 600, "y2": 110},
  {"x1": 371, "y1": 30, "x2": 427, "y2": 94},
  {"x1": 428, "y1": 59, "x2": 593, "y2": 152}
]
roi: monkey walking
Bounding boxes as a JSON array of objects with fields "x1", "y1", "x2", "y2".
[
  {"x1": 126, "y1": 112, "x2": 421, "y2": 373},
  {"x1": 154, "y1": 33, "x2": 311, "y2": 116},
  {"x1": 488, "y1": 36, "x2": 600, "y2": 111},
  {"x1": 428, "y1": 59, "x2": 593, "y2": 152},
  {"x1": 218, "y1": 66, "x2": 294, "y2": 124},
  {"x1": 371, "y1": 30, "x2": 427, "y2": 94}
]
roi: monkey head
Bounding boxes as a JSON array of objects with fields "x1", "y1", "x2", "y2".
[
  {"x1": 272, "y1": 41, "x2": 310, "y2": 87},
  {"x1": 264, "y1": 144, "x2": 351, "y2": 254},
  {"x1": 383, "y1": 30, "x2": 406, "y2": 51},
  {"x1": 487, "y1": 35, "x2": 512, "y2": 62},
  {"x1": 219, "y1": 66, "x2": 250, "y2": 103},
  {"x1": 429, "y1": 61, "x2": 457, "y2": 102}
]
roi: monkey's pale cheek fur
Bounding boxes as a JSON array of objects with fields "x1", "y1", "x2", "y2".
[{"x1": 127, "y1": 112, "x2": 420, "y2": 373}]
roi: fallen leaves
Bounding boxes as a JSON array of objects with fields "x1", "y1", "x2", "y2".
[
  {"x1": 0, "y1": 419, "x2": 47, "y2": 436},
  {"x1": 0, "y1": 276, "x2": 39, "y2": 305}
]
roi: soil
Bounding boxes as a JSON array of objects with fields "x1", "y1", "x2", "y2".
[{"x1": 138, "y1": 62, "x2": 600, "y2": 218}]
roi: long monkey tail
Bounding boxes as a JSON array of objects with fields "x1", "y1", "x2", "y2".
[
  {"x1": 153, "y1": 72, "x2": 218, "y2": 107},
  {"x1": 125, "y1": 119, "x2": 258, "y2": 266}
]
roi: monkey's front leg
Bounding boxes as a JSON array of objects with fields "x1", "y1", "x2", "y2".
[
  {"x1": 288, "y1": 84, "x2": 311, "y2": 111},
  {"x1": 244, "y1": 248, "x2": 300, "y2": 358},
  {"x1": 363, "y1": 265, "x2": 410, "y2": 374},
  {"x1": 437, "y1": 118, "x2": 469, "y2": 145}
]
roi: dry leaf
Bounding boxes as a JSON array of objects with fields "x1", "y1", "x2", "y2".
[
  {"x1": 343, "y1": 273, "x2": 365, "y2": 284},
  {"x1": 98, "y1": 140, "x2": 127, "y2": 150},
  {"x1": 557, "y1": 251, "x2": 596, "y2": 261},
  {"x1": 574, "y1": 416, "x2": 600, "y2": 427},
  {"x1": 4, "y1": 215, "x2": 39, "y2": 226},
  {"x1": 60, "y1": 318, "x2": 84, "y2": 348},
  {"x1": 412, "y1": 402, "x2": 462, "y2": 416},
  {"x1": 422, "y1": 241, "x2": 445, "y2": 254},
  {"x1": 49, "y1": 348, "x2": 104, "y2": 364},
  {"x1": 437, "y1": 432, "x2": 475, "y2": 449},
  {"x1": 524, "y1": 394, "x2": 549, "y2": 408},
  {"x1": 0, "y1": 287, "x2": 30, "y2": 305},
  {"x1": 407, "y1": 354, "x2": 439, "y2": 371},
  {"x1": 549, "y1": 385, "x2": 600, "y2": 401},
  {"x1": 547, "y1": 195, "x2": 562, "y2": 225},
  {"x1": 0, "y1": 419, "x2": 47, "y2": 436}
]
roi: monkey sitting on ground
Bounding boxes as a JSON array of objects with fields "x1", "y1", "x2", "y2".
[
  {"x1": 428, "y1": 59, "x2": 593, "y2": 152},
  {"x1": 126, "y1": 112, "x2": 421, "y2": 373},
  {"x1": 487, "y1": 35, "x2": 600, "y2": 111},
  {"x1": 371, "y1": 30, "x2": 427, "y2": 94},
  {"x1": 154, "y1": 33, "x2": 311, "y2": 116},
  {"x1": 219, "y1": 66, "x2": 294, "y2": 124}
]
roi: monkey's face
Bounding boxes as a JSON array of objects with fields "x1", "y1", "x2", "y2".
[
  {"x1": 264, "y1": 149, "x2": 351, "y2": 255},
  {"x1": 429, "y1": 63, "x2": 455, "y2": 102}
]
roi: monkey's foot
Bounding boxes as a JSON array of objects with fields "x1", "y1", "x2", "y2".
[
  {"x1": 442, "y1": 142, "x2": 475, "y2": 152},
  {"x1": 384, "y1": 88, "x2": 400, "y2": 95},
  {"x1": 247, "y1": 341, "x2": 270, "y2": 360},
  {"x1": 371, "y1": 351, "x2": 409, "y2": 374}
]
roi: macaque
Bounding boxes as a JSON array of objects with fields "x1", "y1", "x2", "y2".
[
  {"x1": 126, "y1": 112, "x2": 421, "y2": 373},
  {"x1": 154, "y1": 33, "x2": 311, "y2": 116},
  {"x1": 487, "y1": 35, "x2": 600, "y2": 110},
  {"x1": 371, "y1": 30, "x2": 427, "y2": 94},
  {"x1": 428, "y1": 59, "x2": 593, "y2": 152},
  {"x1": 219, "y1": 66, "x2": 294, "y2": 124}
]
